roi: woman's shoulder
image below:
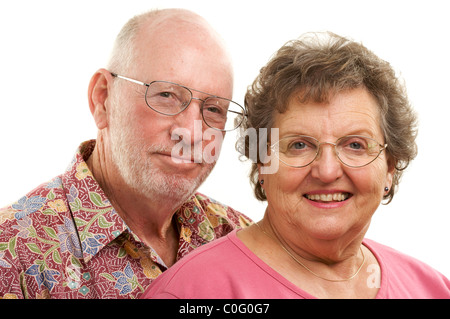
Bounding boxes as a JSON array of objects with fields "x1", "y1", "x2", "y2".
[
  {"x1": 364, "y1": 238, "x2": 450, "y2": 298},
  {"x1": 364, "y1": 238, "x2": 438, "y2": 270}
]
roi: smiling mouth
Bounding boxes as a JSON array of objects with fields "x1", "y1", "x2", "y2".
[{"x1": 304, "y1": 192, "x2": 351, "y2": 202}]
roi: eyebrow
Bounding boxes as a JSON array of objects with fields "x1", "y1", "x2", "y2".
[{"x1": 278, "y1": 128, "x2": 380, "y2": 140}]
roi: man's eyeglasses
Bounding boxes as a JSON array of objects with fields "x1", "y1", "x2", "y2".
[
  {"x1": 271, "y1": 135, "x2": 388, "y2": 168},
  {"x1": 111, "y1": 72, "x2": 245, "y2": 131}
]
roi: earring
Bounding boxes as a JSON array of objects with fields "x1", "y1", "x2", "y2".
[
  {"x1": 260, "y1": 180, "x2": 264, "y2": 185},
  {"x1": 384, "y1": 187, "x2": 389, "y2": 192}
]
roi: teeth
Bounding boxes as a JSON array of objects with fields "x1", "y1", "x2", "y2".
[{"x1": 306, "y1": 193, "x2": 349, "y2": 202}]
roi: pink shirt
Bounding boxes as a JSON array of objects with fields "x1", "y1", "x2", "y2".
[{"x1": 142, "y1": 229, "x2": 450, "y2": 299}]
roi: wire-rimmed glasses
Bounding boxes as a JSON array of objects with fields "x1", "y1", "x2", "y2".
[
  {"x1": 111, "y1": 72, "x2": 245, "y2": 131},
  {"x1": 271, "y1": 135, "x2": 388, "y2": 168}
]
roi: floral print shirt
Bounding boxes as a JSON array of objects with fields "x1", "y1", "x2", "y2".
[{"x1": 0, "y1": 140, "x2": 252, "y2": 299}]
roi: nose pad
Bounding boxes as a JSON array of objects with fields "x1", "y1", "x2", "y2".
[
  {"x1": 190, "y1": 97, "x2": 204, "y2": 104},
  {"x1": 183, "y1": 96, "x2": 204, "y2": 115},
  {"x1": 315, "y1": 142, "x2": 338, "y2": 161}
]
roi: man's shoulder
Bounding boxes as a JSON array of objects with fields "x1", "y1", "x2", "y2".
[
  {"x1": 191, "y1": 192, "x2": 253, "y2": 228},
  {"x1": 0, "y1": 176, "x2": 65, "y2": 233},
  {"x1": 0, "y1": 176, "x2": 68, "y2": 299}
]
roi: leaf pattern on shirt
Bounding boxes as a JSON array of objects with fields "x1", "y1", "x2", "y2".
[{"x1": 0, "y1": 140, "x2": 252, "y2": 298}]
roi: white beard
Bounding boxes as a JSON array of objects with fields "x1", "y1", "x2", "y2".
[{"x1": 108, "y1": 93, "x2": 215, "y2": 203}]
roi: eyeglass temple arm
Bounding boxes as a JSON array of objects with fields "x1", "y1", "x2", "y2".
[
  {"x1": 228, "y1": 109, "x2": 245, "y2": 115},
  {"x1": 110, "y1": 72, "x2": 247, "y2": 117},
  {"x1": 110, "y1": 72, "x2": 149, "y2": 87}
]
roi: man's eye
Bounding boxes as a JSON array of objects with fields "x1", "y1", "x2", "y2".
[
  {"x1": 204, "y1": 106, "x2": 222, "y2": 114},
  {"x1": 159, "y1": 92, "x2": 172, "y2": 98}
]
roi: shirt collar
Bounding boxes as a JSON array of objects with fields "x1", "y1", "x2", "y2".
[{"x1": 62, "y1": 140, "x2": 130, "y2": 263}]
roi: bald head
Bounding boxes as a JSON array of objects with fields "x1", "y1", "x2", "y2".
[
  {"x1": 94, "y1": 9, "x2": 235, "y2": 206},
  {"x1": 107, "y1": 8, "x2": 233, "y2": 82},
  {"x1": 137, "y1": 8, "x2": 221, "y2": 39}
]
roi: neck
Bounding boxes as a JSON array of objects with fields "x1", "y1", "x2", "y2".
[
  {"x1": 260, "y1": 213, "x2": 366, "y2": 281},
  {"x1": 86, "y1": 137, "x2": 182, "y2": 266}
]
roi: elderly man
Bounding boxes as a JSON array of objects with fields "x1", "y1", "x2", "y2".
[{"x1": 0, "y1": 8, "x2": 251, "y2": 299}]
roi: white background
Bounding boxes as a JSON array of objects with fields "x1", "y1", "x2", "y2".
[{"x1": 0, "y1": 0, "x2": 448, "y2": 278}]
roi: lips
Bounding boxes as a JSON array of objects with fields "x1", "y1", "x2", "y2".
[
  {"x1": 157, "y1": 152, "x2": 202, "y2": 164},
  {"x1": 304, "y1": 191, "x2": 352, "y2": 203},
  {"x1": 171, "y1": 155, "x2": 196, "y2": 163}
]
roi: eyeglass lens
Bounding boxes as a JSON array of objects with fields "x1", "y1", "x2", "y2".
[
  {"x1": 145, "y1": 81, "x2": 244, "y2": 131},
  {"x1": 275, "y1": 135, "x2": 384, "y2": 167}
]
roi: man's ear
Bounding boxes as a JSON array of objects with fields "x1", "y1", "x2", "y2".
[{"x1": 88, "y1": 69, "x2": 113, "y2": 130}]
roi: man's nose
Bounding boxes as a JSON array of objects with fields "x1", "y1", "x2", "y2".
[{"x1": 170, "y1": 98, "x2": 204, "y2": 145}]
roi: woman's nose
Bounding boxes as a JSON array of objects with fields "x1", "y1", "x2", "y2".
[{"x1": 310, "y1": 143, "x2": 344, "y2": 183}]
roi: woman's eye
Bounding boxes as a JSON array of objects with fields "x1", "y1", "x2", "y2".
[
  {"x1": 291, "y1": 142, "x2": 306, "y2": 149},
  {"x1": 349, "y1": 142, "x2": 362, "y2": 149},
  {"x1": 341, "y1": 137, "x2": 370, "y2": 153}
]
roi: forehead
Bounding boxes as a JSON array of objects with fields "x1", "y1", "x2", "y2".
[
  {"x1": 274, "y1": 88, "x2": 383, "y2": 139},
  {"x1": 130, "y1": 16, "x2": 233, "y2": 98}
]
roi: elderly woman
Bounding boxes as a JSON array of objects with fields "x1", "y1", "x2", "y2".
[{"x1": 142, "y1": 32, "x2": 450, "y2": 299}]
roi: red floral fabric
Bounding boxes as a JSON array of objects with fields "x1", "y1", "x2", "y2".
[{"x1": 0, "y1": 140, "x2": 252, "y2": 299}]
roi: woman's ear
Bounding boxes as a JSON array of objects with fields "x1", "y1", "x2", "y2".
[
  {"x1": 386, "y1": 156, "x2": 396, "y2": 190},
  {"x1": 257, "y1": 163, "x2": 265, "y2": 189},
  {"x1": 88, "y1": 69, "x2": 113, "y2": 130}
]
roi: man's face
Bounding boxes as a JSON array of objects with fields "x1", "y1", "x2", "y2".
[{"x1": 107, "y1": 20, "x2": 233, "y2": 201}]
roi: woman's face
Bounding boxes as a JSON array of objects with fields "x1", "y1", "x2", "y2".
[{"x1": 261, "y1": 87, "x2": 394, "y2": 245}]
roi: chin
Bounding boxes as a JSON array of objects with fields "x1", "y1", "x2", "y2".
[
  {"x1": 304, "y1": 218, "x2": 357, "y2": 241},
  {"x1": 138, "y1": 164, "x2": 214, "y2": 201}
]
